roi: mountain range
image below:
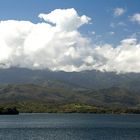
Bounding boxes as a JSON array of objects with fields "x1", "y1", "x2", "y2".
[{"x1": 0, "y1": 67, "x2": 140, "y2": 108}]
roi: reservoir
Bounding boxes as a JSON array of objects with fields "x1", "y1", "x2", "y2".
[{"x1": 0, "y1": 113, "x2": 140, "y2": 140}]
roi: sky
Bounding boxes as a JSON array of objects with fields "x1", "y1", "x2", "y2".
[{"x1": 0, "y1": 0, "x2": 140, "y2": 73}]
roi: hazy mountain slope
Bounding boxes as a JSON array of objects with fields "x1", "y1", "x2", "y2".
[
  {"x1": 0, "y1": 84, "x2": 140, "y2": 107},
  {"x1": 0, "y1": 68, "x2": 140, "y2": 92},
  {"x1": 0, "y1": 68, "x2": 140, "y2": 108}
]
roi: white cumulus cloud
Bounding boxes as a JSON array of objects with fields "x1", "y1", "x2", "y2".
[
  {"x1": 114, "y1": 8, "x2": 125, "y2": 17},
  {"x1": 38, "y1": 8, "x2": 91, "y2": 31},
  {"x1": 0, "y1": 8, "x2": 140, "y2": 73},
  {"x1": 130, "y1": 13, "x2": 140, "y2": 24}
]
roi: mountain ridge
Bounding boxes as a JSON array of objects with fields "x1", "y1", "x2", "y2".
[
  {"x1": 0, "y1": 68, "x2": 140, "y2": 108},
  {"x1": 0, "y1": 67, "x2": 140, "y2": 91}
]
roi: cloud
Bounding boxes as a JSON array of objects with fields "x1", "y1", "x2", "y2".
[
  {"x1": 109, "y1": 31, "x2": 115, "y2": 35},
  {"x1": 130, "y1": 13, "x2": 140, "y2": 24},
  {"x1": 0, "y1": 8, "x2": 140, "y2": 73},
  {"x1": 81, "y1": 38, "x2": 140, "y2": 73},
  {"x1": 114, "y1": 8, "x2": 125, "y2": 17},
  {"x1": 91, "y1": 31, "x2": 96, "y2": 35},
  {"x1": 110, "y1": 22, "x2": 127, "y2": 28},
  {"x1": 38, "y1": 8, "x2": 91, "y2": 31},
  {"x1": 0, "y1": 8, "x2": 92, "y2": 71},
  {"x1": 117, "y1": 22, "x2": 127, "y2": 26}
]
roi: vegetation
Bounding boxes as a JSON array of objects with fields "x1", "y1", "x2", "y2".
[
  {"x1": 0, "y1": 107, "x2": 19, "y2": 115},
  {"x1": 0, "y1": 84, "x2": 140, "y2": 108},
  {"x1": 0, "y1": 102, "x2": 140, "y2": 114},
  {"x1": 0, "y1": 81, "x2": 140, "y2": 114},
  {"x1": 1, "y1": 68, "x2": 140, "y2": 93}
]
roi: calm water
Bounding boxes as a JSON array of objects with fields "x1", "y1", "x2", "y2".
[{"x1": 0, "y1": 113, "x2": 140, "y2": 140}]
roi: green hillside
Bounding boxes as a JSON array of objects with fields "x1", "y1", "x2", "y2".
[{"x1": 0, "y1": 84, "x2": 140, "y2": 113}]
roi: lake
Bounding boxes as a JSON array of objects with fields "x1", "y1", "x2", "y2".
[{"x1": 0, "y1": 113, "x2": 140, "y2": 140}]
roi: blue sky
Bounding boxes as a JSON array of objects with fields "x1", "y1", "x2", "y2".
[
  {"x1": 0, "y1": 0, "x2": 140, "y2": 72},
  {"x1": 0, "y1": 0, "x2": 140, "y2": 45}
]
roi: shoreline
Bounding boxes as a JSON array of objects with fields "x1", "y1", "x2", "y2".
[{"x1": 1, "y1": 103, "x2": 140, "y2": 115}]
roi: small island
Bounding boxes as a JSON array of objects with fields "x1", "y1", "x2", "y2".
[{"x1": 0, "y1": 107, "x2": 19, "y2": 115}]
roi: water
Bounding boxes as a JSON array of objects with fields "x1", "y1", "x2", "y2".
[{"x1": 0, "y1": 113, "x2": 140, "y2": 140}]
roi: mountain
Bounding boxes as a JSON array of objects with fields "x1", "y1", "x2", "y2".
[
  {"x1": 0, "y1": 67, "x2": 140, "y2": 92},
  {"x1": 0, "y1": 84, "x2": 139, "y2": 108},
  {"x1": 0, "y1": 68, "x2": 140, "y2": 108}
]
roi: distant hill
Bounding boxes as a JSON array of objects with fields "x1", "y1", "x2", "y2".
[
  {"x1": 0, "y1": 68, "x2": 140, "y2": 108},
  {"x1": 0, "y1": 84, "x2": 140, "y2": 108},
  {"x1": 1, "y1": 67, "x2": 140, "y2": 92}
]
